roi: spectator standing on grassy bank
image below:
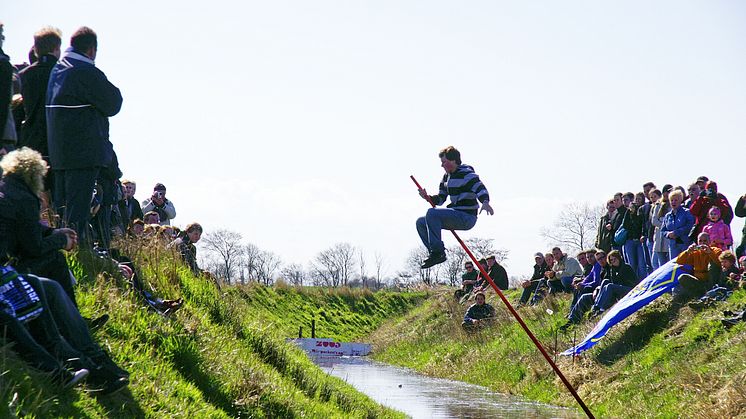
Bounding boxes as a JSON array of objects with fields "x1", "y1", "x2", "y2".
[
  {"x1": 47, "y1": 26, "x2": 123, "y2": 247},
  {"x1": 661, "y1": 190, "x2": 695, "y2": 259},
  {"x1": 19, "y1": 27, "x2": 60, "y2": 166},
  {"x1": 734, "y1": 193, "x2": 746, "y2": 258},
  {"x1": 595, "y1": 199, "x2": 617, "y2": 253},
  {"x1": 416, "y1": 146, "x2": 493, "y2": 269}
]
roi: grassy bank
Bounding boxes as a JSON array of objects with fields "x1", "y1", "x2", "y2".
[
  {"x1": 0, "y1": 245, "x2": 425, "y2": 418},
  {"x1": 367, "y1": 287, "x2": 746, "y2": 418}
]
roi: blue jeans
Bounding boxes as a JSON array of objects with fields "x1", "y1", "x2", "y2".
[
  {"x1": 594, "y1": 283, "x2": 632, "y2": 311},
  {"x1": 416, "y1": 208, "x2": 477, "y2": 253},
  {"x1": 652, "y1": 251, "x2": 669, "y2": 270},
  {"x1": 668, "y1": 240, "x2": 690, "y2": 260},
  {"x1": 623, "y1": 239, "x2": 646, "y2": 280}
]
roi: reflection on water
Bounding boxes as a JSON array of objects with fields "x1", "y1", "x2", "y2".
[{"x1": 313, "y1": 356, "x2": 581, "y2": 419}]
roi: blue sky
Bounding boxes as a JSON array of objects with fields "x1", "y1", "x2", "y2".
[{"x1": 4, "y1": 1, "x2": 745, "y2": 277}]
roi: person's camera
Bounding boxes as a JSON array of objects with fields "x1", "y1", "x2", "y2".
[{"x1": 155, "y1": 191, "x2": 164, "y2": 199}]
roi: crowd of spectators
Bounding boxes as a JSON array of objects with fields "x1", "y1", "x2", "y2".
[
  {"x1": 454, "y1": 178, "x2": 745, "y2": 332},
  {"x1": 0, "y1": 24, "x2": 208, "y2": 394}
]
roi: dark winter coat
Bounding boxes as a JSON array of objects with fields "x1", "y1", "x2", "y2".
[
  {"x1": 0, "y1": 174, "x2": 67, "y2": 264},
  {"x1": 46, "y1": 49, "x2": 122, "y2": 170},
  {"x1": 19, "y1": 54, "x2": 57, "y2": 156}
]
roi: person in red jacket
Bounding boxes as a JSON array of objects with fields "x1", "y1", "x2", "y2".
[{"x1": 690, "y1": 181, "x2": 733, "y2": 238}]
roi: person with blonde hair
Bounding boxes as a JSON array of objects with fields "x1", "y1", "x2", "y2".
[
  {"x1": 0, "y1": 147, "x2": 79, "y2": 303},
  {"x1": 661, "y1": 189, "x2": 695, "y2": 259}
]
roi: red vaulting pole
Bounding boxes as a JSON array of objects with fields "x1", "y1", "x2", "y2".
[{"x1": 410, "y1": 175, "x2": 594, "y2": 419}]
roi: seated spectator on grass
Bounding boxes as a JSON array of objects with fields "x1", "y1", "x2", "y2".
[
  {"x1": 169, "y1": 222, "x2": 203, "y2": 275},
  {"x1": 570, "y1": 249, "x2": 606, "y2": 309},
  {"x1": 591, "y1": 250, "x2": 639, "y2": 313},
  {"x1": 595, "y1": 199, "x2": 617, "y2": 253},
  {"x1": 701, "y1": 207, "x2": 733, "y2": 251},
  {"x1": 454, "y1": 260, "x2": 478, "y2": 300},
  {"x1": 128, "y1": 218, "x2": 145, "y2": 236},
  {"x1": 0, "y1": 147, "x2": 79, "y2": 304},
  {"x1": 143, "y1": 210, "x2": 160, "y2": 225},
  {"x1": 473, "y1": 257, "x2": 489, "y2": 291},
  {"x1": 461, "y1": 292, "x2": 496, "y2": 331},
  {"x1": 518, "y1": 252, "x2": 548, "y2": 306},
  {"x1": 529, "y1": 252, "x2": 557, "y2": 304},
  {"x1": 141, "y1": 183, "x2": 176, "y2": 226},
  {"x1": 661, "y1": 189, "x2": 695, "y2": 259},
  {"x1": 0, "y1": 265, "x2": 128, "y2": 392},
  {"x1": 547, "y1": 247, "x2": 583, "y2": 292},
  {"x1": 689, "y1": 251, "x2": 743, "y2": 309},
  {"x1": 577, "y1": 250, "x2": 592, "y2": 276},
  {"x1": 561, "y1": 251, "x2": 610, "y2": 330},
  {"x1": 486, "y1": 254, "x2": 508, "y2": 290},
  {"x1": 735, "y1": 194, "x2": 746, "y2": 258},
  {"x1": 674, "y1": 232, "x2": 722, "y2": 301},
  {"x1": 690, "y1": 181, "x2": 733, "y2": 237}
]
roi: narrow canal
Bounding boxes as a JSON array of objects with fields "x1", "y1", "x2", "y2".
[{"x1": 313, "y1": 356, "x2": 581, "y2": 418}]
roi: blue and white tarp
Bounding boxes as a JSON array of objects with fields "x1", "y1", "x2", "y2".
[{"x1": 561, "y1": 260, "x2": 692, "y2": 356}]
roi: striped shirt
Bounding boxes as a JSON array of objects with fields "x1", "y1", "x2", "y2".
[{"x1": 431, "y1": 164, "x2": 490, "y2": 215}]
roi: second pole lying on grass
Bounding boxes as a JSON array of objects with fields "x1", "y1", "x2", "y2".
[{"x1": 410, "y1": 175, "x2": 594, "y2": 419}]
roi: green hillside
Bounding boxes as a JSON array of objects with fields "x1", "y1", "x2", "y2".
[
  {"x1": 0, "y1": 245, "x2": 424, "y2": 418},
  {"x1": 368, "y1": 288, "x2": 746, "y2": 418}
]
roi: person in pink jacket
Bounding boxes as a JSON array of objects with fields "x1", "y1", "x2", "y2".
[{"x1": 702, "y1": 207, "x2": 733, "y2": 251}]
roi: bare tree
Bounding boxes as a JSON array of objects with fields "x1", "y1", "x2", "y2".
[
  {"x1": 373, "y1": 252, "x2": 386, "y2": 289},
  {"x1": 240, "y1": 243, "x2": 261, "y2": 284},
  {"x1": 444, "y1": 245, "x2": 467, "y2": 286},
  {"x1": 280, "y1": 263, "x2": 306, "y2": 286},
  {"x1": 255, "y1": 250, "x2": 282, "y2": 285},
  {"x1": 540, "y1": 202, "x2": 604, "y2": 253},
  {"x1": 358, "y1": 248, "x2": 367, "y2": 288},
  {"x1": 201, "y1": 229, "x2": 243, "y2": 284},
  {"x1": 405, "y1": 247, "x2": 442, "y2": 286},
  {"x1": 311, "y1": 243, "x2": 357, "y2": 287}
]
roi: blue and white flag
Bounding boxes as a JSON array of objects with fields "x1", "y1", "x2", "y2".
[{"x1": 561, "y1": 261, "x2": 692, "y2": 356}]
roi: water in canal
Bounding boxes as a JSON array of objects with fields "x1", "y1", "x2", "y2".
[{"x1": 313, "y1": 356, "x2": 580, "y2": 418}]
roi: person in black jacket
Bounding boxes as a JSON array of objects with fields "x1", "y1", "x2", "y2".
[
  {"x1": 486, "y1": 254, "x2": 508, "y2": 290},
  {"x1": 0, "y1": 147, "x2": 79, "y2": 304},
  {"x1": 734, "y1": 193, "x2": 745, "y2": 259},
  {"x1": 47, "y1": 27, "x2": 123, "y2": 247},
  {"x1": 518, "y1": 252, "x2": 549, "y2": 306},
  {"x1": 621, "y1": 192, "x2": 646, "y2": 280},
  {"x1": 462, "y1": 292, "x2": 496, "y2": 331},
  {"x1": 595, "y1": 199, "x2": 617, "y2": 253},
  {"x1": 592, "y1": 250, "x2": 639, "y2": 313}
]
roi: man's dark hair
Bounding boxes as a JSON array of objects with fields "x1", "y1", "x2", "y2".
[
  {"x1": 70, "y1": 26, "x2": 97, "y2": 53},
  {"x1": 439, "y1": 146, "x2": 461, "y2": 165},
  {"x1": 33, "y1": 26, "x2": 62, "y2": 56},
  {"x1": 623, "y1": 192, "x2": 634, "y2": 201},
  {"x1": 643, "y1": 181, "x2": 655, "y2": 189}
]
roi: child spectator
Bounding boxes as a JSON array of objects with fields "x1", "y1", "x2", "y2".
[
  {"x1": 170, "y1": 222, "x2": 203, "y2": 275},
  {"x1": 689, "y1": 251, "x2": 742, "y2": 309},
  {"x1": 701, "y1": 207, "x2": 733, "y2": 251}
]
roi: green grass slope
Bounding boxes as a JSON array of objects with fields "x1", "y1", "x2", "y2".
[
  {"x1": 367, "y1": 288, "x2": 746, "y2": 418},
  {"x1": 0, "y1": 245, "x2": 424, "y2": 418}
]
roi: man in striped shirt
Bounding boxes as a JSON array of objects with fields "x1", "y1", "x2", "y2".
[{"x1": 417, "y1": 146, "x2": 493, "y2": 269}]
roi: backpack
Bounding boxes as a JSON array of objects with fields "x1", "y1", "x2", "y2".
[{"x1": 0, "y1": 265, "x2": 44, "y2": 322}]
